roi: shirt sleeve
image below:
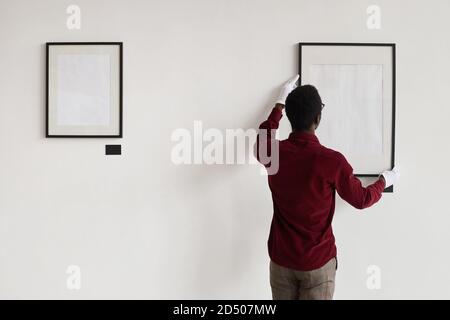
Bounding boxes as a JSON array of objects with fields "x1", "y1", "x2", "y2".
[
  {"x1": 254, "y1": 107, "x2": 282, "y2": 167},
  {"x1": 335, "y1": 153, "x2": 386, "y2": 209}
]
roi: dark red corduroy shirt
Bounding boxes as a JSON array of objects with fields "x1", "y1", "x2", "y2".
[{"x1": 255, "y1": 107, "x2": 385, "y2": 271}]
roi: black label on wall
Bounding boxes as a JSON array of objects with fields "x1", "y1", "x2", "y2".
[{"x1": 105, "y1": 145, "x2": 121, "y2": 155}]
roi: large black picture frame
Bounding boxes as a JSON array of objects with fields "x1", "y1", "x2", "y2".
[
  {"x1": 299, "y1": 42, "x2": 396, "y2": 192},
  {"x1": 46, "y1": 42, "x2": 123, "y2": 138}
]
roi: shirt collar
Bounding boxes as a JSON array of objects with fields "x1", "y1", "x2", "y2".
[{"x1": 288, "y1": 131, "x2": 320, "y2": 144}]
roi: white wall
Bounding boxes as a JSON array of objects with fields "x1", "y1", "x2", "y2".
[{"x1": 1, "y1": 0, "x2": 449, "y2": 299}]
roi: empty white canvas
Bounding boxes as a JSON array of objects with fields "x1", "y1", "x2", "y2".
[
  {"x1": 310, "y1": 64, "x2": 383, "y2": 156},
  {"x1": 56, "y1": 54, "x2": 111, "y2": 126}
]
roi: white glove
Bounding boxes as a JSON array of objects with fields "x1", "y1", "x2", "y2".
[
  {"x1": 381, "y1": 167, "x2": 399, "y2": 188},
  {"x1": 276, "y1": 74, "x2": 300, "y2": 105}
]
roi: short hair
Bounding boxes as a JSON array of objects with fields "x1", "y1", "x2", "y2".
[{"x1": 285, "y1": 85, "x2": 323, "y2": 131}]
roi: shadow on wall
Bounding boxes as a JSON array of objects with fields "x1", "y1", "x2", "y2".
[
  {"x1": 184, "y1": 94, "x2": 278, "y2": 298},
  {"x1": 188, "y1": 164, "x2": 271, "y2": 298}
]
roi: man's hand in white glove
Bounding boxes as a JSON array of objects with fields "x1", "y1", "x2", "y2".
[
  {"x1": 381, "y1": 167, "x2": 399, "y2": 188},
  {"x1": 276, "y1": 74, "x2": 300, "y2": 106}
]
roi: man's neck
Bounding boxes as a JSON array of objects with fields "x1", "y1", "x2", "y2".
[{"x1": 294, "y1": 129, "x2": 315, "y2": 135}]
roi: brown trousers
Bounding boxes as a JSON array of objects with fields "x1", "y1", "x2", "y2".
[{"x1": 270, "y1": 258, "x2": 337, "y2": 300}]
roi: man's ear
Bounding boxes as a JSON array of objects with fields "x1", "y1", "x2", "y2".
[{"x1": 315, "y1": 113, "x2": 322, "y2": 129}]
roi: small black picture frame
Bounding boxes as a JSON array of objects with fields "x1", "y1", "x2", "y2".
[
  {"x1": 299, "y1": 42, "x2": 396, "y2": 192},
  {"x1": 46, "y1": 42, "x2": 123, "y2": 138}
]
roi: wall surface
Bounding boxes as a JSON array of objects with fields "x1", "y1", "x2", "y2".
[{"x1": 1, "y1": 0, "x2": 450, "y2": 299}]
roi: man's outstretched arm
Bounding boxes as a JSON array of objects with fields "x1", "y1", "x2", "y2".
[
  {"x1": 335, "y1": 154, "x2": 398, "y2": 209},
  {"x1": 254, "y1": 105, "x2": 282, "y2": 165},
  {"x1": 255, "y1": 75, "x2": 299, "y2": 165}
]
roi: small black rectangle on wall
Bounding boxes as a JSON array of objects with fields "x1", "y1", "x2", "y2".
[{"x1": 105, "y1": 144, "x2": 121, "y2": 155}]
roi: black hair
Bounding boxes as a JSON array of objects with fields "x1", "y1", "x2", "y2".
[{"x1": 285, "y1": 85, "x2": 323, "y2": 131}]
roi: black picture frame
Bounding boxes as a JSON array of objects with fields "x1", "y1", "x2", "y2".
[
  {"x1": 299, "y1": 42, "x2": 396, "y2": 192},
  {"x1": 46, "y1": 42, "x2": 123, "y2": 138}
]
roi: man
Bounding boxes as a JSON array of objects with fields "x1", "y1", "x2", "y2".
[{"x1": 255, "y1": 75, "x2": 398, "y2": 300}]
